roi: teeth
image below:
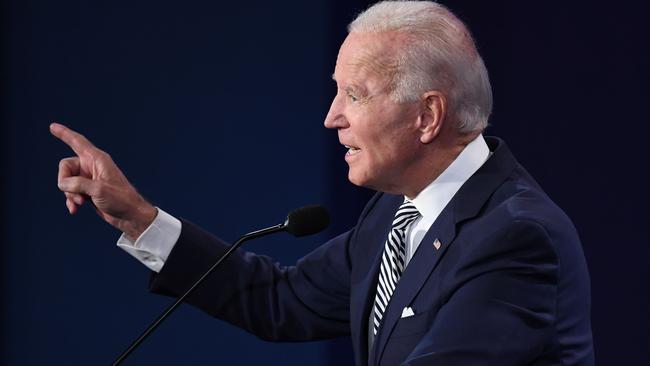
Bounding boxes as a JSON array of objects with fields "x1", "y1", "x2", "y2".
[{"x1": 344, "y1": 145, "x2": 361, "y2": 155}]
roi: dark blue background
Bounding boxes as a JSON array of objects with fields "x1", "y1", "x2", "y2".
[{"x1": 2, "y1": 0, "x2": 649, "y2": 364}]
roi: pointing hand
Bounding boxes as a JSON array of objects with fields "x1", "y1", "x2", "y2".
[{"x1": 50, "y1": 123, "x2": 157, "y2": 240}]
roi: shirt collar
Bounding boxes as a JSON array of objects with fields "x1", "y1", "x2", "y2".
[{"x1": 408, "y1": 134, "x2": 491, "y2": 222}]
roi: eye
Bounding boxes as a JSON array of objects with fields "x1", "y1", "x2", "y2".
[{"x1": 346, "y1": 91, "x2": 359, "y2": 103}]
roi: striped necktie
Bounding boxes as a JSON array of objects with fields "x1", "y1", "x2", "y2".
[{"x1": 372, "y1": 199, "x2": 420, "y2": 335}]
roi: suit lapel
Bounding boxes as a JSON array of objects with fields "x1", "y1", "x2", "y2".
[
  {"x1": 368, "y1": 137, "x2": 518, "y2": 365},
  {"x1": 370, "y1": 203, "x2": 457, "y2": 365},
  {"x1": 350, "y1": 195, "x2": 402, "y2": 366}
]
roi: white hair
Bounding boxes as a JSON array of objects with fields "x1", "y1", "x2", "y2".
[{"x1": 349, "y1": 1, "x2": 492, "y2": 133}]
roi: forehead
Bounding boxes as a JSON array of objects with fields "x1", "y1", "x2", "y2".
[{"x1": 333, "y1": 32, "x2": 403, "y2": 88}]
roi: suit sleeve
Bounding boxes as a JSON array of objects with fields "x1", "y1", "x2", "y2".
[
  {"x1": 403, "y1": 220, "x2": 559, "y2": 366},
  {"x1": 149, "y1": 219, "x2": 353, "y2": 341}
]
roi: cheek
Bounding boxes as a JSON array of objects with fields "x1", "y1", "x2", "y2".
[
  {"x1": 373, "y1": 130, "x2": 419, "y2": 170},
  {"x1": 351, "y1": 102, "x2": 417, "y2": 159},
  {"x1": 360, "y1": 136, "x2": 402, "y2": 174}
]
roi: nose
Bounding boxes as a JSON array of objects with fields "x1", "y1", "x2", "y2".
[{"x1": 324, "y1": 93, "x2": 349, "y2": 130}]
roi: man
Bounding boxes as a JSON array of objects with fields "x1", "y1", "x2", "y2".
[{"x1": 52, "y1": 1, "x2": 594, "y2": 365}]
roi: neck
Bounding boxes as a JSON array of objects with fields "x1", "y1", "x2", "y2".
[{"x1": 401, "y1": 133, "x2": 478, "y2": 199}]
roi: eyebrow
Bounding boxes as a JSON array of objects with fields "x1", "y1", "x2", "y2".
[
  {"x1": 344, "y1": 85, "x2": 360, "y2": 94},
  {"x1": 331, "y1": 75, "x2": 366, "y2": 94}
]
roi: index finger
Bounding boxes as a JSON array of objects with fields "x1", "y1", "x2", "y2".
[{"x1": 49, "y1": 123, "x2": 97, "y2": 156}]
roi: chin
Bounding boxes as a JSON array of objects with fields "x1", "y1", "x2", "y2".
[
  {"x1": 347, "y1": 169, "x2": 365, "y2": 187},
  {"x1": 348, "y1": 165, "x2": 403, "y2": 194},
  {"x1": 347, "y1": 168, "x2": 377, "y2": 190}
]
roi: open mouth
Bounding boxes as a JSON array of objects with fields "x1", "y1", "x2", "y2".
[{"x1": 344, "y1": 145, "x2": 361, "y2": 156}]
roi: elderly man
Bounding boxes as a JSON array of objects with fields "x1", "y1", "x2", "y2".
[{"x1": 52, "y1": 1, "x2": 594, "y2": 365}]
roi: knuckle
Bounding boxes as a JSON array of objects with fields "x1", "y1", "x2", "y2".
[
  {"x1": 58, "y1": 179, "x2": 73, "y2": 191},
  {"x1": 58, "y1": 157, "x2": 74, "y2": 169},
  {"x1": 99, "y1": 149, "x2": 112, "y2": 161},
  {"x1": 69, "y1": 179, "x2": 81, "y2": 191}
]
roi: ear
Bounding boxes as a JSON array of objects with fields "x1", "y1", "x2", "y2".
[{"x1": 418, "y1": 91, "x2": 446, "y2": 144}]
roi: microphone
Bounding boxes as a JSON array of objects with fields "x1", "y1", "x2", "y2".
[
  {"x1": 284, "y1": 204, "x2": 330, "y2": 237},
  {"x1": 112, "y1": 205, "x2": 330, "y2": 365}
]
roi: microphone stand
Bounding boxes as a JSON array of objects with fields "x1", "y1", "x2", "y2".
[{"x1": 112, "y1": 222, "x2": 287, "y2": 366}]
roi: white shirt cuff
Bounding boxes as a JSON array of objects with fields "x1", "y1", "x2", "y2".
[{"x1": 117, "y1": 207, "x2": 182, "y2": 273}]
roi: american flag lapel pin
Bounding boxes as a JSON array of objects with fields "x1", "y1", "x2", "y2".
[{"x1": 433, "y1": 238, "x2": 441, "y2": 250}]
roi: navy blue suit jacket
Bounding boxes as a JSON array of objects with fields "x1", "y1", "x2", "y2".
[{"x1": 150, "y1": 137, "x2": 594, "y2": 365}]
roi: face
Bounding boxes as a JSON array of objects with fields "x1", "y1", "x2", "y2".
[{"x1": 324, "y1": 32, "x2": 424, "y2": 194}]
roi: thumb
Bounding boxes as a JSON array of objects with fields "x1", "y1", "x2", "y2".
[{"x1": 58, "y1": 176, "x2": 99, "y2": 196}]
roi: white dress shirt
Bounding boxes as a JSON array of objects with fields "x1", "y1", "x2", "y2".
[
  {"x1": 117, "y1": 208, "x2": 181, "y2": 272},
  {"x1": 117, "y1": 134, "x2": 490, "y2": 280},
  {"x1": 404, "y1": 134, "x2": 491, "y2": 267}
]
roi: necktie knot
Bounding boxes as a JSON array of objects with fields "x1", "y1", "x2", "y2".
[{"x1": 392, "y1": 200, "x2": 420, "y2": 230}]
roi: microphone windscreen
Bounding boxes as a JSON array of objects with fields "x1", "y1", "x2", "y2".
[{"x1": 285, "y1": 205, "x2": 330, "y2": 237}]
